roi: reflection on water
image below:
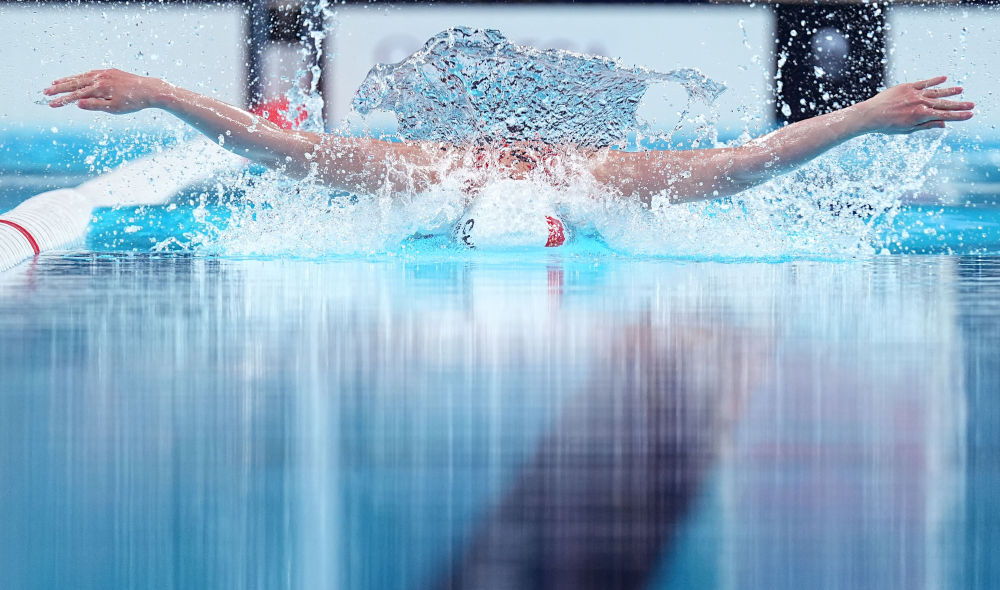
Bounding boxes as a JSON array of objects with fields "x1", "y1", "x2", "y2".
[{"x1": 0, "y1": 255, "x2": 996, "y2": 589}]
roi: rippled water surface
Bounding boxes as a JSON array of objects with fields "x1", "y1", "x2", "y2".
[{"x1": 1, "y1": 253, "x2": 998, "y2": 589}]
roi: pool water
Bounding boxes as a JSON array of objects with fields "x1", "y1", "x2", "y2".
[{"x1": 2, "y1": 132, "x2": 1000, "y2": 589}]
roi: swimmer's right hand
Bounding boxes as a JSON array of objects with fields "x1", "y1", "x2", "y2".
[{"x1": 43, "y1": 69, "x2": 168, "y2": 114}]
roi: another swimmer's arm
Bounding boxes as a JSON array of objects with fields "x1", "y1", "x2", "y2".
[
  {"x1": 44, "y1": 69, "x2": 451, "y2": 193},
  {"x1": 590, "y1": 76, "x2": 974, "y2": 204}
]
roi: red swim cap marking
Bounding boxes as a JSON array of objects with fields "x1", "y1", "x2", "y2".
[
  {"x1": 545, "y1": 216, "x2": 565, "y2": 247},
  {"x1": 0, "y1": 219, "x2": 40, "y2": 255}
]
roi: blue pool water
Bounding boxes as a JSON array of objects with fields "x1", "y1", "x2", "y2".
[{"x1": 2, "y1": 128, "x2": 1000, "y2": 590}]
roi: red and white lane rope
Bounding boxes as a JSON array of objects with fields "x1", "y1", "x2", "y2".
[{"x1": 0, "y1": 136, "x2": 247, "y2": 273}]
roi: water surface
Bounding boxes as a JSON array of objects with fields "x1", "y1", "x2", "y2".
[{"x1": 1, "y1": 253, "x2": 998, "y2": 589}]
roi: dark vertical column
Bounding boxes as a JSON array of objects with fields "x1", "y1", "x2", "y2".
[
  {"x1": 773, "y1": 3, "x2": 887, "y2": 123},
  {"x1": 246, "y1": 0, "x2": 270, "y2": 109},
  {"x1": 244, "y1": 0, "x2": 329, "y2": 127}
]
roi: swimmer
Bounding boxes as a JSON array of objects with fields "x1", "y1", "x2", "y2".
[{"x1": 43, "y1": 68, "x2": 974, "y2": 204}]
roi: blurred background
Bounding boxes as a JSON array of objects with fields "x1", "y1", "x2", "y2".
[{"x1": 1, "y1": 0, "x2": 996, "y2": 140}]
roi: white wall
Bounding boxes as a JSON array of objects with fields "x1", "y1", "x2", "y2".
[
  {"x1": 0, "y1": 2, "x2": 245, "y2": 131},
  {"x1": 325, "y1": 4, "x2": 776, "y2": 137}
]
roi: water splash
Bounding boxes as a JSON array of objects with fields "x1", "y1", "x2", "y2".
[
  {"x1": 602, "y1": 133, "x2": 946, "y2": 258},
  {"x1": 172, "y1": 26, "x2": 946, "y2": 259},
  {"x1": 352, "y1": 27, "x2": 725, "y2": 148}
]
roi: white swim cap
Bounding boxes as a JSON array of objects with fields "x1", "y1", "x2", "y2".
[{"x1": 453, "y1": 180, "x2": 566, "y2": 248}]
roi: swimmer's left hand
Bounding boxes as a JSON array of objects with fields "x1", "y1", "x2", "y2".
[
  {"x1": 43, "y1": 69, "x2": 167, "y2": 114},
  {"x1": 855, "y1": 76, "x2": 975, "y2": 134}
]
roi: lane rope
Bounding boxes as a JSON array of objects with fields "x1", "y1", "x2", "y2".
[{"x1": 0, "y1": 219, "x2": 41, "y2": 255}]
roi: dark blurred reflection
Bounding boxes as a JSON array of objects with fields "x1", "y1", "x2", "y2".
[
  {"x1": 436, "y1": 323, "x2": 761, "y2": 590},
  {"x1": 0, "y1": 254, "x2": 985, "y2": 590}
]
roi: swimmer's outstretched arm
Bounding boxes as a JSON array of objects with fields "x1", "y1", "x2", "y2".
[
  {"x1": 588, "y1": 76, "x2": 975, "y2": 205},
  {"x1": 44, "y1": 69, "x2": 450, "y2": 194}
]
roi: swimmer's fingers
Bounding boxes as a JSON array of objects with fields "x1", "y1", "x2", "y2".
[
  {"x1": 926, "y1": 98, "x2": 975, "y2": 111},
  {"x1": 44, "y1": 79, "x2": 88, "y2": 97},
  {"x1": 923, "y1": 86, "x2": 963, "y2": 99},
  {"x1": 48, "y1": 84, "x2": 109, "y2": 108},
  {"x1": 43, "y1": 72, "x2": 99, "y2": 96},
  {"x1": 47, "y1": 74, "x2": 82, "y2": 88},
  {"x1": 50, "y1": 72, "x2": 94, "y2": 86},
  {"x1": 77, "y1": 98, "x2": 113, "y2": 111},
  {"x1": 929, "y1": 108, "x2": 975, "y2": 122},
  {"x1": 48, "y1": 88, "x2": 89, "y2": 107},
  {"x1": 908, "y1": 109, "x2": 972, "y2": 133},
  {"x1": 912, "y1": 75, "x2": 948, "y2": 90},
  {"x1": 912, "y1": 120, "x2": 946, "y2": 132}
]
